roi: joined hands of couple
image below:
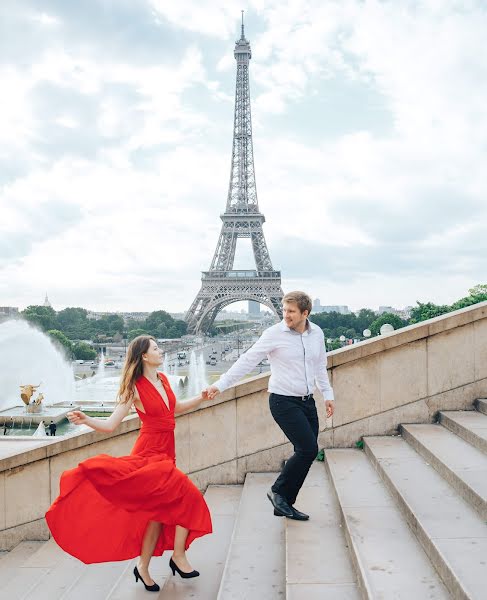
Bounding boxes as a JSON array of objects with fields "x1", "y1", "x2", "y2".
[
  {"x1": 202, "y1": 387, "x2": 335, "y2": 418},
  {"x1": 202, "y1": 386, "x2": 220, "y2": 401}
]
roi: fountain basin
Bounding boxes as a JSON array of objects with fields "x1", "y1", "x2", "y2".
[{"x1": 0, "y1": 405, "x2": 75, "y2": 425}]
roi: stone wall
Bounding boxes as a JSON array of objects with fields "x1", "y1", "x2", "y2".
[{"x1": 0, "y1": 300, "x2": 486, "y2": 548}]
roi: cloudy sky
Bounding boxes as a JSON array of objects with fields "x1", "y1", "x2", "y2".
[{"x1": 1, "y1": 0, "x2": 486, "y2": 315}]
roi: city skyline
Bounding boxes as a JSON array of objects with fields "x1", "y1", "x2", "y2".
[{"x1": 1, "y1": 2, "x2": 486, "y2": 314}]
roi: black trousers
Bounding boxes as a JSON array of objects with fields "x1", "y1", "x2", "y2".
[{"x1": 269, "y1": 393, "x2": 319, "y2": 506}]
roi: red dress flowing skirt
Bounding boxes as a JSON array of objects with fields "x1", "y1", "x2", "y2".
[{"x1": 45, "y1": 375, "x2": 212, "y2": 564}]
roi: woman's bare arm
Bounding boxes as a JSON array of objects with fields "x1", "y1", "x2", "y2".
[
  {"x1": 174, "y1": 393, "x2": 208, "y2": 415},
  {"x1": 67, "y1": 399, "x2": 133, "y2": 433}
]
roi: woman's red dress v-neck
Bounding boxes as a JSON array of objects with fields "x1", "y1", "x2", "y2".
[{"x1": 45, "y1": 373, "x2": 212, "y2": 564}]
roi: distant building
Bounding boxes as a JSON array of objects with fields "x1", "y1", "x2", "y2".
[
  {"x1": 0, "y1": 306, "x2": 19, "y2": 318},
  {"x1": 43, "y1": 293, "x2": 52, "y2": 308},
  {"x1": 313, "y1": 299, "x2": 350, "y2": 314},
  {"x1": 378, "y1": 305, "x2": 397, "y2": 315},
  {"x1": 248, "y1": 301, "x2": 261, "y2": 315},
  {"x1": 87, "y1": 311, "x2": 150, "y2": 324},
  {"x1": 214, "y1": 309, "x2": 250, "y2": 321},
  {"x1": 378, "y1": 305, "x2": 413, "y2": 320}
]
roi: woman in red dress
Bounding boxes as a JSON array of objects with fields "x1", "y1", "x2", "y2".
[{"x1": 45, "y1": 335, "x2": 212, "y2": 592}]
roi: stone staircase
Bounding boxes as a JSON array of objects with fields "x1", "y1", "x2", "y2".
[{"x1": 1, "y1": 402, "x2": 486, "y2": 599}]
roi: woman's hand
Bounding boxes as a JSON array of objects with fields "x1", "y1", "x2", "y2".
[{"x1": 67, "y1": 410, "x2": 88, "y2": 426}]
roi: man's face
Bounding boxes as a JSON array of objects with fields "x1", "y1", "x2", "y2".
[{"x1": 283, "y1": 301, "x2": 309, "y2": 329}]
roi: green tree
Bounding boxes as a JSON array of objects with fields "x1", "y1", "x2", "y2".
[
  {"x1": 47, "y1": 329, "x2": 74, "y2": 358},
  {"x1": 450, "y1": 284, "x2": 487, "y2": 311},
  {"x1": 22, "y1": 305, "x2": 57, "y2": 331},
  {"x1": 173, "y1": 319, "x2": 188, "y2": 336},
  {"x1": 155, "y1": 322, "x2": 169, "y2": 338},
  {"x1": 128, "y1": 328, "x2": 149, "y2": 341},
  {"x1": 468, "y1": 284, "x2": 487, "y2": 296},
  {"x1": 355, "y1": 308, "x2": 378, "y2": 333},
  {"x1": 145, "y1": 310, "x2": 173, "y2": 334},
  {"x1": 144, "y1": 310, "x2": 187, "y2": 338},
  {"x1": 72, "y1": 342, "x2": 97, "y2": 360},
  {"x1": 56, "y1": 307, "x2": 91, "y2": 339},
  {"x1": 166, "y1": 325, "x2": 180, "y2": 338},
  {"x1": 95, "y1": 314, "x2": 124, "y2": 336},
  {"x1": 409, "y1": 302, "x2": 450, "y2": 324},
  {"x1": 326, "y1": 339, "x2": 342, "y2": 351},
  {"x1": 369, "y1": 313, "x2": 407, "y2": 336}
]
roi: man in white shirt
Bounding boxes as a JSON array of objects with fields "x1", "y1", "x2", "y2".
[{"x1": 206, "y1": 291, "x2": 335, "y2": 521}]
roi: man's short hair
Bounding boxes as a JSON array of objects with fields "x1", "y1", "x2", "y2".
[{"x1": 282, "y1": 291, "x2": 312, "y2": 314}]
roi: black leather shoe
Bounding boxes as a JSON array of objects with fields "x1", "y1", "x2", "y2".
[
  {"x1": 267, "y1": 489, "x2": 293, "y2": 517},
  {"x1": 274, "y1": 506, "x2": 309, "y2": 520},
  {"x1": 290, "y1": 506, "x2": 309, "y2": 521}
]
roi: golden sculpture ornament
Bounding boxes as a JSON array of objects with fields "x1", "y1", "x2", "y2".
[{"x1": 20, "y1": 384, "x2": 41, "y2": 406}]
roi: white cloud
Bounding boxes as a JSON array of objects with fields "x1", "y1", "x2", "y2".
[
  {"x1": 148, "y1": 0, "x2": 243, "y2": 39},
  {"x1": 1, "y1": 1, "x2": 486, "y2": 313},
  {"x1": 32, "y1": 12, "x2": 61, "y2": 27}
]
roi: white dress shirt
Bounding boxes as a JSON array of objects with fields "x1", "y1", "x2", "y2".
[{"x1": 214, "y1": 320, "x2": 334, "y2": 400}]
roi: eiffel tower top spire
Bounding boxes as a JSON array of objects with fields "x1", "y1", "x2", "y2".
[{"x1": 240, "y1": 10, "x2": 245, "y2": 40}]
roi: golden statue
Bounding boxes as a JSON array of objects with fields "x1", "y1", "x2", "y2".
[{"x1": 20, "y1": 384, "x2": 41, "y2": 406}]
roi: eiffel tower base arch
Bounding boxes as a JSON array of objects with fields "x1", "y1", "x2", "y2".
[{"x1": 185, "y1": 274, "x2": 283, "y2": 335}]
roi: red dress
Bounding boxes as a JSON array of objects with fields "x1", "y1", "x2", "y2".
[{"x1": 45, "y1": 373, "x2": 212, "y2": 564}]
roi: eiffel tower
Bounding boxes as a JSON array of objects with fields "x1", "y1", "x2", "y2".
[{"x1": 185, "y1": 14, "x2": 284, "y2": 334}]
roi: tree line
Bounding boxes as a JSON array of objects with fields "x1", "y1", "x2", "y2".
[
  {"x1": 19, "y1": 306, "x2": 188, "y2": 360},
  {"x1": 310, "y1": 284, "x2": 487, "y2": 349},
  {"x1": 15, "y1": 284, "x2": 487, "y2": 358}
]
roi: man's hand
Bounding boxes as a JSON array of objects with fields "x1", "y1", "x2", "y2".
[
  {"x1": 325, "y1": 400, "x2": 335, "y2": 418},
  {"x1": 204, "y1": 385, "x2": 220, "y2": 400}
]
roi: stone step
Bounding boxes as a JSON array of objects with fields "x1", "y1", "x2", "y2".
[
  {"x1": 157, "y1": 485, "x2": 242, "y2": 600},
  {"x1": 0, "y1": 538, "x2": 82, "y2": 600},
  {"x1": 104, "y1": 556, "x2": 168, "y2": 600},
  {"x1": 84, "y1": 485, "x2": 244, "y2": 600},
  {"x1": 365, "y1": 435, "x2": 487, "y2": 600},
  {"x1": 326, "y1": 448, "x2": 450, "y2": 600},
  {"x1": 1, "y1": 487, "x2": 243, "y2": 600},
  {"x1": 285, "y1": 462, "x2": 360, "y2": 600},
  {"x1": 474, "y1": 399, "x2": 487, "y2": 416},
  {"x1": 401, "y1": 423, "x2": 487, "y2": 519},
  {"x1": 216, "y1": 473, "x2": 285, "y2": 600},
  {"x1": 439, "y1": 411, "x2": 487, "y2": 453},
  {"x1": 0, "y1": 541, "x2": 44, "y2": 592}
]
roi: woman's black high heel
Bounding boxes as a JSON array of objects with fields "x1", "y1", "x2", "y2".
[
  {"x1": 169, "y1": 557, "x2": 200, "y2": 579},
  {"x1": 133, "y1": 565, "x2": 160, "y2": 592}
]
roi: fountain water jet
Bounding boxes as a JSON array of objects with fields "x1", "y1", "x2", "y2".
[
  {"x1": 187, "y1": 351, "x2": 208, "y2": 398},
  {"x1": 0, "y1": 320, "x2": 75, "y2": 411}
]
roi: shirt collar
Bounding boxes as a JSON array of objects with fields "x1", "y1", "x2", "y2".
[{"x1": 280, "y1": 318, "x2": 316, "y2": 335}]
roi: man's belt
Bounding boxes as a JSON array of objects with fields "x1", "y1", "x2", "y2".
[{"x1": 272, "y1": 393, "x2": 314, "y2": 401}]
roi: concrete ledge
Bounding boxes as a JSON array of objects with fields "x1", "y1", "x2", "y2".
[{"x1": 0, "y1": 413, "x2": 141, "y2": 474}]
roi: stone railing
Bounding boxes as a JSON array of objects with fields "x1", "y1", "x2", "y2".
[
  {"x1": 176, "y1": 301, "x2": 487, "y2": 487},
  {"x1": 1, "y1": 300, "x2": 486, "y2": 549}
]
